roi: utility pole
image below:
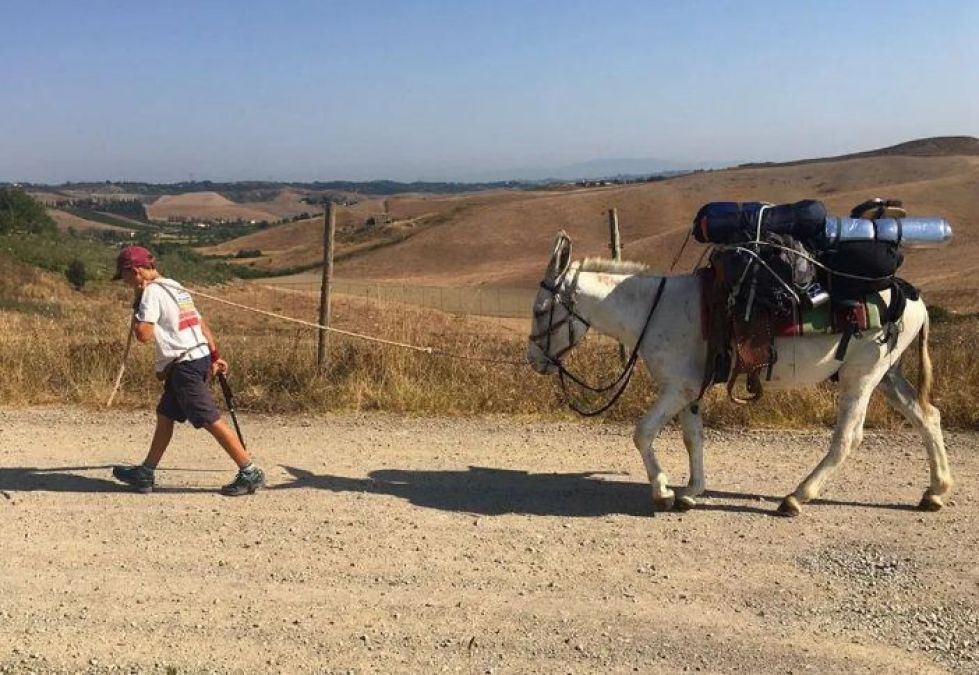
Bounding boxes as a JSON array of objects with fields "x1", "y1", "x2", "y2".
[{"x1": 317, "y1": 200, "x2": 336, "y2": 373}]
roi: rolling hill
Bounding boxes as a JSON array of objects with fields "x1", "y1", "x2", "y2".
[
  {"x1": 47, "y1": 208, "x2": 134, "y2": 234},
  {"x1": 146, "y1": 191, "x2": 284, "y2": 223},
  {"x1": 208, "y1": 137, "x2": 979, "y2": 312}
]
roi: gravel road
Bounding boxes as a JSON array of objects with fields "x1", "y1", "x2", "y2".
[{"x1": 0, "y1": 407, "x2": 976, "y2": 673}]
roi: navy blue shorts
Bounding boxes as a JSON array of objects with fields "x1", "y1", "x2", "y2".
[{"x1": 156, "y1": 356, "x2": 221, "y2": 428}]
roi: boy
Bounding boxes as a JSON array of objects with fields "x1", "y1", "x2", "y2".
[{"x1": 111, "y1": 245, "x2": 265, "y2": 496}]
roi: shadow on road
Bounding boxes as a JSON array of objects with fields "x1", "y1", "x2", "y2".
[
  {"x1": 273, "y1": 464, "x2": 654, "y2": 517},
  {"x1": 271, "y1": 467, "x2": 919, "y2": 518},
  {"x1": 0, "y1": 466, "x2": 120, "y2": 493},
  {"x1": 0, "y1": 466, "x2": 216, "y2": 495},
  {"x1": 703, "y1": 489, "x2": 919, "y2": 514}
]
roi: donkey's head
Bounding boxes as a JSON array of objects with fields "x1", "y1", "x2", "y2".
[{"x1": 527, "y1": 231, "x2": 590, "y2": 374}]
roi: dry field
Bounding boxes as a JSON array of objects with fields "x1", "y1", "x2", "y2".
[
  {"x1": 200, "y1": 153, "x2": 979, "y2": 312},
  {"x1": 330, "y1": 156, "x2": 979, "y2": 310},
  {"x1": 145, "y1": 188, "x2": 324, "y2": 224},
  {"x1": 0, "y1": 408, "x2": 977, "y2": 673},
  {"x1": 26, "y1": 191, "x2": 71, "y2": 205},
  {"x1": 46, "y1": 209, "x2": 133, "y2": 234},
  {"x1": 146, "y1": 192, "x2": 283, "y2": 223}
]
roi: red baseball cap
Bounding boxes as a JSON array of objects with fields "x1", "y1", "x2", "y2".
[{"x1": 113, "y1": 245, "x2": 156, "y2": 280}]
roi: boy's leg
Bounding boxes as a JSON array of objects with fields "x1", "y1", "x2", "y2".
[
  {"x1": 170, "y1": 358, "x2": 262, "y2": 495},
  {"x1": 113, "y1": 413, "x2": 176, "y2": 493},
  {"x1": 203, "y1": 418, "x2": 251, "y2": 468},
  {"x1": 143, "y1": 413, "x2": 175, "y2": 468},
  {"x1": 204, "y1": 418, "x2": 265, "y2": 496}
]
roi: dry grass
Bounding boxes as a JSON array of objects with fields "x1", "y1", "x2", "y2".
[{"x1": 1, "y1": 276, "x2": 976, "y2": 430}]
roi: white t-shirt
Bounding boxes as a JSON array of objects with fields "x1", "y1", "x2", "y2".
[{"x1": 135, "y1": 278, "x2": 211, "y2": 373}]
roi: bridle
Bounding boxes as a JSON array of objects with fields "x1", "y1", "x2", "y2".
[
  {"x1": 530, "y1": 265, "x2": 669, "y2": 416},
  {"x1": 529, "y1": 265, "x2": 591, "y2": 369}
]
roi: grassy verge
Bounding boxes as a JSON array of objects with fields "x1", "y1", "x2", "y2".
[{"x1": 1, "y1": 275, "x2": 977, "y2": 429}]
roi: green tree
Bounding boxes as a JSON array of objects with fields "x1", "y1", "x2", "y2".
[
  {"x1": 0, "y1": 187, "x2": 56, "y2": 235},
  {"x1": 66, "y1": 258, "x2": 87, "y2": 290}
]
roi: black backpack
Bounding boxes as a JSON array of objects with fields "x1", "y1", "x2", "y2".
[{"x1": 819, "y1": 198, "x2": 906, "y2": 299}]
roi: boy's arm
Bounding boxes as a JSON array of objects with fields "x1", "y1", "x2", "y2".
[
  {"x1": 130, "y1": 290, "x2": 155, "y2": 343},
  {"x1": 131, "y1": 316, "x2": 155, "y2": 344}
]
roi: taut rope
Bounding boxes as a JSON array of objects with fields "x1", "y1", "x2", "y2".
[
  {"x1": 186, "y1": 286, "x2": 436, "y2": 354},
  {"x1": 186, "y1": 286, "x2": 526, "y2": 366}
]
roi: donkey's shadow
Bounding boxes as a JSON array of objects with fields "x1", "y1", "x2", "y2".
[{"x1": 274, "y1": 465, "x2": 783, "y2": 517}]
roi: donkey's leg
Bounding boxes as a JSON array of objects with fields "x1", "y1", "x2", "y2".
[
  {"x1": 633, "y1": 388, "x2": 690, "y2": 512},
  {"x1": 674, "y1": 401, "x2": 706, "y2": 511},
  {"x1": 878, "y1": 367, "x2": 953, "y2": 510},
  {"x1": 778, "y1": 389, "x2": 873, "y2": 517}
]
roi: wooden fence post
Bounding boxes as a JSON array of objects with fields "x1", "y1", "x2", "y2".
[
  {"x1": 317, "y1": 200, "x2": 336, "y2": 373},
  {"x1": 608, "y1": 208, "x2": 627, "y2": 365},
  {"x1": 608, "y1": 208, "x2": 622, "y2": 262}
]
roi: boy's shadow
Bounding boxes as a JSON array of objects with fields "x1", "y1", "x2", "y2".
[
  {"x1": 0, "y1": 466, "x2": 212, "y2": 494},
  {"x1": 0, "y1": 466, "x2": 121, "y2": 494}
]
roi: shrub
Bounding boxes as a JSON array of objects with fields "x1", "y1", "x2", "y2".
[
  {"x1": 0, "y1": 187, "x2": 55, "y2": 235},
  {"x1": 927, "y1": 304, "x2": 959, "y2": 324},
  {"x1": 66, "y1": 259, "x2": 87, "y2": 290}
]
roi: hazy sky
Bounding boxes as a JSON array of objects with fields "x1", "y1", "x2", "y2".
[{"x1": 3, "y1": 0, "x2": 977, "y2": 183}]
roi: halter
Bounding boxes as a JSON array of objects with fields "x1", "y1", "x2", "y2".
[
  {"x1": 528, "y1": 265, "x2": 591, "y2": 368},
  {"x1": 530, "y1": 266, "x2": 669, "y2": 416}
]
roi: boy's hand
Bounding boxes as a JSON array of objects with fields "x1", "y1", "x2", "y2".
[{"x1": 211, "y1": 358, "x2": 229, "y2": 376}]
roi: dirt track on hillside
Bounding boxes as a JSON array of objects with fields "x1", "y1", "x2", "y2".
[{"x1": 1, "y1": 408, "x2": 976, "y2": 674}]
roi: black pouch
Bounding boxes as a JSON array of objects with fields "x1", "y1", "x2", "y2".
[{"x1": 820, "y1": 241, "x2": 903, "y2": 299}]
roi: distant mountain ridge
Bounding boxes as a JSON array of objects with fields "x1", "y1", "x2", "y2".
[
  {"x1": 10, "y1": 135, "x2": 978, "y2": 195},
  {"x1": 463, "y1": 158, "x2": 712, "y2": 182},
  {"x1": 15, "y1": 179, "x2": 536, "y2": 199},
  {"x1": 740, "y1": 135, "x2": 979, "y2": 168}
]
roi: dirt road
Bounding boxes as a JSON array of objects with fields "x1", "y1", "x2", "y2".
[{"x1": 1, "y1": 408, "x2": 976, "y2": 673}]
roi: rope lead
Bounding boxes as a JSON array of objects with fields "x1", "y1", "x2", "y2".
[{"x1": 184, "y1": 284, "x2": 526, "y2": 366}]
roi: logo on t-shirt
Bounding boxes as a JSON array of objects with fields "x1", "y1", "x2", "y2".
[{"x1": 175, "y1": 293, "x2": 201, "y2": 331}]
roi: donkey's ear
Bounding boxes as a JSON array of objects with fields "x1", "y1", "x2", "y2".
[{"x1": 548, "y1": 231, "x2": 573, "y2": 277}]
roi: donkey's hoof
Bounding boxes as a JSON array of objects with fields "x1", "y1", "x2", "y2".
[
  {"x1": 674, "y1": 495, "x2": 697, "y2": 511},
  {"x1": 918, "y1": 493, "x2": 944, "y2": 512},
  {"x1": 776, "y1": 495, "x2": 802, "y2": 518},
  {"x1": 652, "y1": 495, "x2": 675, "y2": 512}
]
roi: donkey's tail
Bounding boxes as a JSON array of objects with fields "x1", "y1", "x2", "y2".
[{"x1": 918, "y1": 307, "x2": 935, "y2": 412}]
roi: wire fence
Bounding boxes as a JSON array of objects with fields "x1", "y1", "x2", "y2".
[
  {"x1": 253, "y1": 278, "x2": 536, "y2": 320},
  {"x1": 191, "y1": 278, "x2": 538, "y2": 354}
]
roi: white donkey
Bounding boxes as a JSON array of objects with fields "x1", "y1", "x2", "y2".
[{"x1": 527, "y1": 232, "x2": 953, "y2": 516}]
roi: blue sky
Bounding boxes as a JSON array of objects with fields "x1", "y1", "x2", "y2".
[{"x1": 2, "y1": 0, "x2": 977, "y2": 183}]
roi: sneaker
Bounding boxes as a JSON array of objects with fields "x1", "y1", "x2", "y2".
[
  {"x1": 220, "y1": 467, "x2": 265, "y2": 496},
  {"x1": 112, "y1": 465, "x2": 155, "y2": 494}
]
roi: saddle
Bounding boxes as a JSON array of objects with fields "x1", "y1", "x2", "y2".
[{"x1": 699, "y1": 265, "x2": 774, "y2": 404}]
